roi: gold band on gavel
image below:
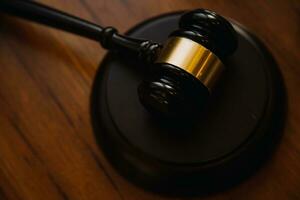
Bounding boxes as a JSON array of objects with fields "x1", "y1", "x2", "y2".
[{"x1": 156, "y1": 37, "x2": 224, "y2": 91}]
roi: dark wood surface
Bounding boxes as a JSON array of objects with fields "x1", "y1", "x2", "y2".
[{"x1": 0, "y1": 0, "x2": 299, "y2": 199}]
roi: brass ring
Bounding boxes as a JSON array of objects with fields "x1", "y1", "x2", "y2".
[{"x1": 156, "y1": 37, "x2": 224, "y2": 91}]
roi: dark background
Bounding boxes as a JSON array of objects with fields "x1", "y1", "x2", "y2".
[{"x1": 0, "y1": 0, "x2": 299, "y2": 199}]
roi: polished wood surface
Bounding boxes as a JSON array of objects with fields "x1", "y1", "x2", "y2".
[{"x1": 0, "y1": 0, "x2": 299, "y2": 199}]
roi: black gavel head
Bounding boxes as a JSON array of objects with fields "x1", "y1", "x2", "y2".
[{"x1": 138, "y1": 9, "x2": 238, "y2": 119}]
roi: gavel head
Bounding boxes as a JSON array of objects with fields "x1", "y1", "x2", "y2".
[{"x1": 138, "y1": 9, "x2": 238, "y2": 119}]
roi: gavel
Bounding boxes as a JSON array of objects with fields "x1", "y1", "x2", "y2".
[{"x1": 0, "y1": 0, "x2": 238, "y2": 119}]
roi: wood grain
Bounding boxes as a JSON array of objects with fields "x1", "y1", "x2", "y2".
[{"x1": 0, "y1": 0, "x2": 299, "y2": 199}]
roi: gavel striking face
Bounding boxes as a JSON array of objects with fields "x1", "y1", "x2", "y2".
[
  {"x1": 138, "y1": 9, "x2": 238, "y2": 118},
  {"x1": 0, "y1": 1, "x2": 238, "y2": 119}
]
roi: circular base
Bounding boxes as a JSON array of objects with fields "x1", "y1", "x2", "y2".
[{"x1": 91, "y1": 13, "x2": 285, "y2": 194}]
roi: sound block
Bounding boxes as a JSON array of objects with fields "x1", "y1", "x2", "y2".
[{"x1": 91, "y1": 12, "x2": 285, "y2": 195}]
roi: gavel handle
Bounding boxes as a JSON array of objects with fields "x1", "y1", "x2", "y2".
[{"x1": 0, "y1": 0, "x2": 161, "y2": 61}]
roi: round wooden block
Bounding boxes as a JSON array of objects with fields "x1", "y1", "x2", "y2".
[{"x1": 90, "y1": 12, "x2": 285, "y2": 194}]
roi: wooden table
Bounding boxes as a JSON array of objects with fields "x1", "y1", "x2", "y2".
[{"x1": 0, "y1": 0, "x2": 299, "y2": 199}]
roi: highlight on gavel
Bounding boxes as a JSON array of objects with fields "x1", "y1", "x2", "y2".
[{"x1": 0, "y1": 0, "x2": 237, "y2": 119}]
